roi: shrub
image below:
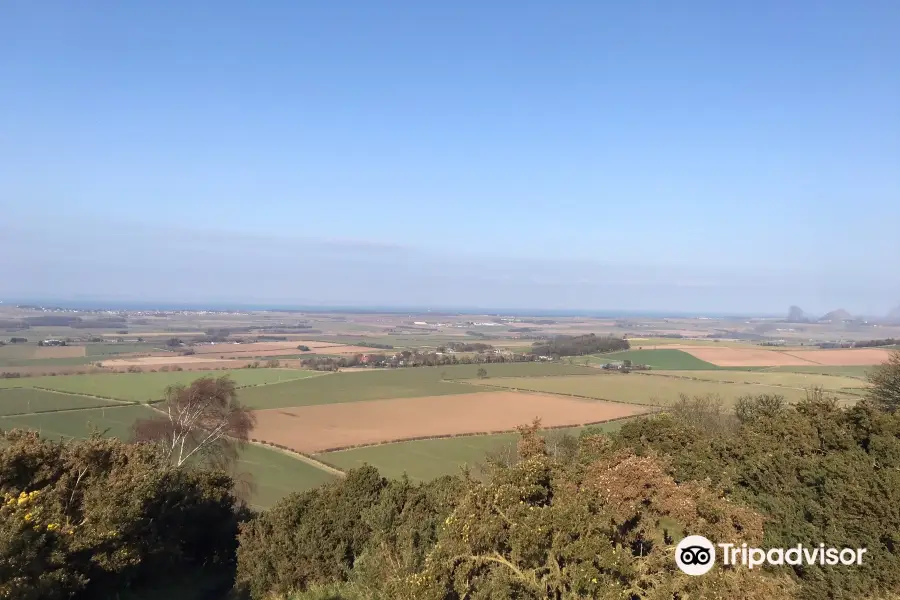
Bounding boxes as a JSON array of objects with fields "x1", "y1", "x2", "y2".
[{"x1": 0, "y1": 431, "x2": 242, "y2": 598}]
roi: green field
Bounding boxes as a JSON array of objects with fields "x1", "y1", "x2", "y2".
[
  {"x1": 238, "y1": 362, "x2": 596, "y2": 410},
  {"x1": 0, "y1": 368, "x2": 319, "y2": 401},
  {"x1": 0, "y1": 404, "x2": 157, "y2": 439},
  {"x1": 0, "y1": 355, "x2": 100, "y2": 368},
  {"x1": 595, "y1": 349, "x2": 721, "y2": 370},
  {"x1": 446, "y1": 362, "x2": 595, "y2": 379},
  {"x1": 647, "y1": 370, "x2": 870, "y2": 394},
  {"x1": 237, "y1": 444, "x2": 337, "y2": 509},
  {"x1": 318, "y1": 421, "x2": 628, "y2": 481},
  {"x1": 480, "y1": 373, "x2": 853, "y2": 407},
  {"x1": 0, "y1": 388, "x2": 126, "y2": 416},
  {"x1": 763, "y1": 365, "x2": 876, "y2": 379},
  {"x1": 86, "y1": 343, "x2": 166, "y2": 356},
  {"x1": 238, "y1": 369, "x2": 477, "y2": 409}
]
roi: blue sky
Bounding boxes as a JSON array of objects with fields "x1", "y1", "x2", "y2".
[{"x1": 2, "y1": 1, "x2": 898, "y2": 314}]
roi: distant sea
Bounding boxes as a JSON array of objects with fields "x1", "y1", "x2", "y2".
[{"x1": 1, "y1": 298, "x2": 779, "y2": 319}]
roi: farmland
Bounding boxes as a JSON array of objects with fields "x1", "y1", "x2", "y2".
[
  {"x1": 317, "y1": 420, "x2": 630, "y2": 481},
  {"x1": 236, "y1": 362, "x2": 597, "y2": 410},
  {"x1": 645, "y1": 370, "x2": 870, "y2": 394},
  {"x1": 477, "y1": 372, "x2": 855, "y2": 407},
  {"x1": 0, "y1": 388, "x2": 126, "y2": 416},
  {"x1": 2, "y1": 304, "x2": 895, "y2": 512},
  {"x1": 0, "y1": 368, "x2": 319, "y2": 402},
  {"x1": 250, "y1": 391, "x2": 647, "y2": 453},
  {"x1": 595, "y1": 349, "x2": 721, "y2": 370},
  {"x1": 238, "y1": 370, "x2": 477, "y2": 409},
  {"x1": 0, "y1": 404, "x2": 157, "y2": 439},
  {"x1": 674, "y1": 346, "x2": 893, "y2": 367}
]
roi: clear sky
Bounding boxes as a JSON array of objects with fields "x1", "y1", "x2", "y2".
[{"x1": 2, "y1": 1, "x2": 898, "y2": 314}]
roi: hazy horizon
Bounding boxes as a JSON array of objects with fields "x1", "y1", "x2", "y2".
[{"x1": 2, "y1": 2, "x2": 898, "y2": 316}]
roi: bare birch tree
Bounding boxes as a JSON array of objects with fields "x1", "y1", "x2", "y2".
[{"x1": 132, "y1": 375, "x2": 256, "y2": 470}]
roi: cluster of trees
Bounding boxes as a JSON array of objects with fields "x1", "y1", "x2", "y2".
[
  {"x1": 854, "y1": 338, "x2": 899, "y2": 348},
  {"x1": 299, "y1": 350, "x2": 545, "y2": 371},
  {"x1": 439, "y1": 342, "x2": 494, "y2": 352},
  {"x1": 8, "y1": 337, "x2": 27, "y2": 344},
  {"x1": 531, "y1": 333, "x2": 629, "y2": 357},
  {"x1": 4, "y1": 354, "x2": 900, "y2": 598}
]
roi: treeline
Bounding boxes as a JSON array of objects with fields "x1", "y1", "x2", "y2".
[
  {"x1": 855, "y1": 338, "x2": 899, "y2": 348},
  {"x1": 300, "y1": 350, "x2": 541, "y2": 371},
  {"x1": 531, "y1": 333, "x2": 629, "y2": 356},
  {"x1": 440, "y1": 342, "x2": 494, "y2": 352}
]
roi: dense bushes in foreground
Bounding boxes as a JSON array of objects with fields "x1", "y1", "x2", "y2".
[{"x1": 0, "y1": 431, "x2": 242, "y2": 599}]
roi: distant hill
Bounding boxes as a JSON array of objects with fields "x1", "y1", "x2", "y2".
[
  {"x1": 818, "y1": 309, "x2": 853, "y2": 323},
  {"x1": 786, "y1": 306, "x2": 808, "y2": 323},
  {"x1": 887, "y1": 305, "x2": 900, "y2": 324}
]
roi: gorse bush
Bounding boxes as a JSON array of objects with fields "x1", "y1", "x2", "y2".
[{"x1": 0, "y1": 430, "x2": 242, "y2": 599}]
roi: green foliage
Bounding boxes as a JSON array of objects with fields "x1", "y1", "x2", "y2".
[
  {"x1": 615, "y1": 391, "x2": 900, "y2": 599},
  {"x1": 235, "y1": 467, "x2": 389, "y2": 597},
  {"x1": 0, "y1": 430, "x2": 241, "y2": 599},
  {"x1": 869, "y1": 350, "x2": 900, "y2": 413},
  {"x1": 390, "y1": 423, "x2": 793, "y2": 599},
  {"x1": 235, "y1": 468, "x2": 462, "y2": 599}
]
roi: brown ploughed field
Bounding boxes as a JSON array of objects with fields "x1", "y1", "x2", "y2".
[
  {"x1": 677, "y1": 347, "x2": 816, "y2": 366},
  {"x1": 251, "y1": 391, "x2": 649, "y2": 453},
  {"x1": 677, "y1": 346, "x2": 893, "y2": 367},
  {"x1": 780, "y1": 348, "x2": 894, "y2": 366}
]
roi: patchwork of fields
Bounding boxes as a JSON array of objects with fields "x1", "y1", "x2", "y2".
[
  {"x1": 0, "y1": 342, "x2": 890, "y2": 507},
  {"x1": 0, "y1": 368, "x2": 318, "y2": 401},
  {"x1": 476, "y1": 372, "x2": 859, "y2": 407}
]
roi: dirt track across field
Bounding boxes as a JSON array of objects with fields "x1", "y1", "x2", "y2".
[{"x1": 251, "y1": 391, "x2": 649, "y2": 453}]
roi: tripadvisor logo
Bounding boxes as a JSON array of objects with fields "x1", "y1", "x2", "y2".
[{"x1": 675, "y1": 536, "x2": 868, "y2": 576}]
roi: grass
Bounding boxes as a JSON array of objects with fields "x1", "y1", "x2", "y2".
[
  {"x1": 0, "y1": 368, "x2": 319, "y2": 402},
  {"x1": 238, "y1": 370, "x2": 477, "y2": 409},
  {"x1": 0, "y1": 404, "x2": 157, "y2": 439},
  {"x1": 480, "y1": 372, "x2": 856, "y2": 407},
  {"x1": 646, "y1": 370, "x2": 870, "y2": 394},
  {"x1": 0, "y1": 388, "x2": 126, "y2": 416},
  {"x1": 446, "y1": 362, "x2": 596, "y2": 378},
  {"x1": 594, "y1": 349, "x2": 721, "y2": 370},
  {"x1": 237, "y1": 444, "x2": 338, "y2": 509},
  {"x1": 318, "y1": 421, "x2": 628, "y2": 481},
  {"x1": 86, "y1": 343, "x2": 166, "y2": 356},
  {"x1": 0, "y1": 355, "x2": 100, "y2": 367},
  {"x1": 238, "y1": 362, "x2": 596, "y2": 410},
  {"x1": 763, "y1": 365, "x2": 876, "y2": 379}
]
